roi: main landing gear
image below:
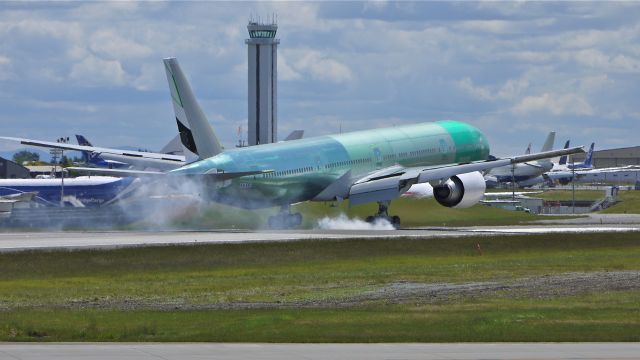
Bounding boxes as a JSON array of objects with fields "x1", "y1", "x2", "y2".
[
  {"x1": 365, "y1": 201, "x2": 401, "y2": 229},
  {"x1": 268, "y1": 205, "x2": 303, "y2": 229}
]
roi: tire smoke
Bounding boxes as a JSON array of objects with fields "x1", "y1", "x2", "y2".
[{"x1": 316, "y1": 213, "x2": 395, "y2": 230}]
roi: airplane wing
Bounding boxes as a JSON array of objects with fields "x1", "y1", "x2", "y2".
[
  {"x1": 68, "y1": 166, "x2": 274, "y2": 180},
  {"x1": 349, "y1": 146, "x2": 584, "y2": 205},
  {"x1": 0, "y1": 136, "x2": 185, "y2": 163},
  {"x1": 68, "y1": 167, "x2": 165, "y2": 177}
]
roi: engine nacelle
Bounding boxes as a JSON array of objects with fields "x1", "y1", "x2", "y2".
[{"x1": 432, "y1": 171, "x2": 486, "y2": 208}]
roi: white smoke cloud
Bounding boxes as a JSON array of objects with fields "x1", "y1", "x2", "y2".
[{"x1": 316, "y1": 213, "x2": 395, "y2": 230}]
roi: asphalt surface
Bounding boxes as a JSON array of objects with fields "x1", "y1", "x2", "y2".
[
  {"x1": 0, "y1": 225, "x2": 639, "y2": 252},
  {"x1": 0, "y1": 343, "x2": 638, "y2": 360}
]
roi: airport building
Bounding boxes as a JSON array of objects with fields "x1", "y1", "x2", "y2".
[
  {"x1": 571, "y1": 146, "x2": 640, "y2": 168},
  {"x1": 0, "y1": 157, "x2": 30, "y2": 179},
  {"x1": 246, "y1": 20, "x2": 279, "y2": 145},
  {"x1": 26, "y1": 165, "x2": 66, "y2": 178}
]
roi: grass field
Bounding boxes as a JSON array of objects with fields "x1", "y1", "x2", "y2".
[{"x1": 1, "y1": 233, "x2": 639, "y2": 342}]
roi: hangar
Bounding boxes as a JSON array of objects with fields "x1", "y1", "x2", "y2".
[
  {"x1": 571, "y1": 146, "x2": 640, "y2": 168},
  {"x1": 0, "y1": 157, "x2": 30, "y2": 179}
]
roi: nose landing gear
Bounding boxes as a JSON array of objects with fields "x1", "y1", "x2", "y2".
[{"x1": 365, "y1": 201, "x2": 401, "y2": 229}]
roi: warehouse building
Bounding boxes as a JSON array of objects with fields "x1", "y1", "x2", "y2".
[
  {"x1": 571, "y1": 146, "x2": 640, "y2": 168},
  {"x1": 0, "y1": 157, "x2": 30, "y2": 179}
]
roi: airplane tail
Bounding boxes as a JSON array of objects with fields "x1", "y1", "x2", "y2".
[
  {"x1": 524, "y1": 142, "x2": 531, "y2": 155},
  {"x1": 163, "y1": 57, "x2": 223, "y2": 162},
  {"x1": 159, "y1": 134, "x2": 184, "y2": 156},
  {"x1": 558, "y1": 140, "x2": 570, "y2": 165},
  {"x1": 75, "y1": 134, "x2": 93, "y2": 147},
  {"x1": 75, "y1": 134, "x2": 93, "y2": 164},
  {"x1": 540, "y1": 131, "x2": 556, "y2": 152},
  {"x1": 583, "y1": 142, "x2": 595, "y2": 167}
]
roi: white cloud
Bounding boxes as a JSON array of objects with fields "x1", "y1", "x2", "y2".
[
  {"x1": 288, "y1": 50, "x2": 353, "y2": 83},
  {"x1": 278, "y1": 54, "x2": 302, "y2": 81},
  {"x1": 69, "y1": 55, "x2": 128, "y2": 86},
  {"x1": 457, "y1": 76, "x2": 529, "y2": 101},
  {"x1": 574, "y1": 49, "x2": 640, "y2": 73},
  {"x1": 460, "y1": 20, "x2": 514, "y2": 33},
  {"x1": 89, "y1": 29, "x2": 153, "y2": 59},
  {"x1": 132, "y1": 62, "x2": 163, "y2": 91},
  {"x1": 512, "y1": 93, "x2": 594, "y2": 116},
  {"x1": 0, "y1": 55, "x2": 11, "y2": 80}
]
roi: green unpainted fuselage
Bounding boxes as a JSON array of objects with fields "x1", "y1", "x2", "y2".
[{"x1": 170, "y1": 120, "x2": 490, "y2": 209}]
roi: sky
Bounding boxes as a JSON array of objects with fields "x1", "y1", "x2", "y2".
[{"x1": 0, "y1": 1, "x2": 639, "y2": 158}]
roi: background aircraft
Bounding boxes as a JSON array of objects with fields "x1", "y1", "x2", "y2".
[
  {"x1": 552, "y1": 142, "x2": 595, "y2": 172},
  {"x1": 484, "y1": 132, "x2": 556, "y2": 186},
  {"x1": 0, "y1": 176, "x2": 135, "y2": 207}
]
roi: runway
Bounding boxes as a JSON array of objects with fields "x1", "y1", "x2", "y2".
[
  {"x1": 0, "y1": 343, "x2": 638, "y2": 360},
  {"x1": 0, "y1": 224, "x2": 638, "y2": 252}
]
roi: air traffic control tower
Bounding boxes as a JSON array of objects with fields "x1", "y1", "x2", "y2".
[{"x1": 246, "y1": 21, "x2": 279, "y2": 145}]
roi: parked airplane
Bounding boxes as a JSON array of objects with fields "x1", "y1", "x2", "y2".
[
  {"x1": 546, "y1": 167, "x2": 640, "y2": 185},
  {"x1": 484, "y1": 132, "x2": 557, "y2": 187},
  {"x1": 552, "y1": 142, "x2": 594, "y2": 172},
  {"x1": 75, "y1": 135, "x2": 129, "y2": 169},
  {"x1": 0, "y1": 176, "x2": 135, "y2": 207},
  {"x1": 72, "y1": 58, "x2": 582, "y2": 228}
]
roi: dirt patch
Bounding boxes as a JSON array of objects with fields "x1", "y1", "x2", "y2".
[
  {"x1": 4, "y1": 271, "x2": 639, "y2": 311},
  {"x1": 356, "y1": 271, "x2": 640, "y2": 305}
]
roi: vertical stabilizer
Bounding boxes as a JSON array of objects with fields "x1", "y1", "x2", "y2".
[
  {"x1": 75, "y1": 134, "x2": 93, "y2": 163},
  {"x1": 163, "y1": 57, "x2": 223, "y2": 162},
  {"x1": 558, "y1": 140, "x2": 570, "y2": 165},
  {"x1": 524, "y1": 143, "x2": 532, "y2": 155},
  {"x1": 159, "y1": 135, "x2": 184, "y2": 156},
  {"x1": 540, "y1": 131, "x2": 556, "y2": 152},
  {"x1": 583, "y1": 142, "x2": 595, "y2": 167},
  {"x1": 75, "y1": 135, "x2": 93, "y2": 147}
]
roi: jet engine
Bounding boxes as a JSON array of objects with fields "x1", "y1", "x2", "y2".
[{"x1": 432, "y1": 171, "x2": 486, "y2": 208}]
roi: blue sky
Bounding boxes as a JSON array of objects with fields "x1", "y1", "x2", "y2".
[{"x1": 0, "y1": 1, "x2": 639, "y2": 158}]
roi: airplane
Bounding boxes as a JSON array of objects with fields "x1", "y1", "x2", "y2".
[
  {"x1": 75, "y1": 135, "x2": 129, "y2": 169},
  {"x1": 0, "y1": 176, "x2": 135, "y2": 207},
  {"x1": 71, "y1": 57, "x2": 583, "y2": 229},
  {"x1": 552, "y1": 142, "x2": 594, "y2": 172},
  {"x1": 546, "y1": 167, "x2": 640, "y2": 185},
  {"x1": 484, "y1": 132, "x2": 557, "y2": 187}
]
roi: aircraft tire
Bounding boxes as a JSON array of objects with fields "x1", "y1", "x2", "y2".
[{"x1": 391, "y1": 216, "x2": 401, "y2": 229}]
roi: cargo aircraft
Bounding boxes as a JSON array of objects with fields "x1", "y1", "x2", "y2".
[{"x1": 68, "y1": 58, "x2": 583, "y2": 228}]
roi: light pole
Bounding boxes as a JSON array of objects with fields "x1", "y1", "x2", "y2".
[
  {"x1": 571, "y1": 158, "x2": 575, "y2": 214},
  {"x1": 56, "y1": 137, "x2": 70, "y2": 207}
]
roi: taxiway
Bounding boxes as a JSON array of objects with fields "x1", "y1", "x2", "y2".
[{"x1": 0, "y1": 343, "x2": 638, "y2": 360}]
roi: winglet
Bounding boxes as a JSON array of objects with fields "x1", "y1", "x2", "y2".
[{"x1": 163, "y1": 57, "x2": 223, "y2": 162}]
